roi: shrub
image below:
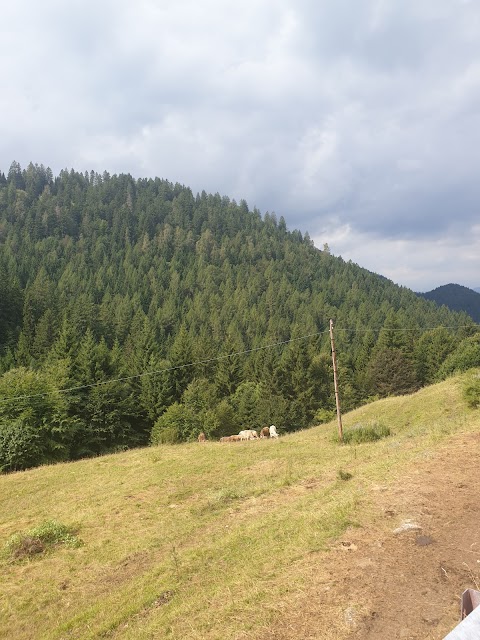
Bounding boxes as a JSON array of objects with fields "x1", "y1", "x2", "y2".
[
  {"x1": 0, "y1": 367, "x2": 72, "y2": 472},
  {"x1": 314, "y1": 408, "x2": 336, "y2": 424},
  {"x1": 438, "y1": 335, "x2": 480, "y2": 379},
  {"x1": 0, "y1": 419, "x2": 45, "y2": 473},
  {"x1": 463, "y1": 370, "x2": 480, "y2": 409},
  {"x1": 340, "y1": 421, "x2": 391, "y2": 445},
  {"x1": 152, "y1": 424, "x2": 181, "y2": 445},
  {"x1": 151, "y1": 403, "x2": 202, "y2": 444}
]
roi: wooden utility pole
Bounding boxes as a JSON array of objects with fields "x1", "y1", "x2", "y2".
[{"x1": 329, "y1": 319, "x2": 343, "y2": 442}]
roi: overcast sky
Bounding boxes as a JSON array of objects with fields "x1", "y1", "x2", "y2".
[{"x1": 1, "y1": 0, "x2": 480, "y2": 292}]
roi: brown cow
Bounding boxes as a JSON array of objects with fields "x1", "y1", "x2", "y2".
[
  {"x1": 260, "y1": 426, "x2": 270, "y2": 438},
  {"x1": 198, "y1": 432, "x2": 206, "y2": 443},
  {"x1": 220, "y1": 435, "x2": 241, "y2": 442}
]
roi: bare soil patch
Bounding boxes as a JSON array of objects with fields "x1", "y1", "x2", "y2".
[{"x1": 257, "y1": 432, "x2": 480, "y2": 639}]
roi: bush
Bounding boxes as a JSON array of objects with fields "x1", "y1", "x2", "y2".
[
  {"x1": 0, "y1": 419, "x2": 45, "y2": 473},
  {"x1": 152, "y1": 424, "x2": 182, "y2": 444},
  {"x1": 314, "y1": 408, "x2": 336, "y2": 424},
  {"x1": 463, "y1": 370, "x2": 480, "y2": 409},
  {"x1": 438, "y1": 335, "x2": 480, "y2": 379},
  {"x1": 337, "y1": 469, "x2": 353, "y2": 481},
  {"x1": 0, "y1": 367, "x2": 72, "y2": 472},
  {"x1": 151, "y1": 403, "x2": 202, "y2": 445},
  {"x1": 340, "y1": 421, "x2": 391, "y2": 445}
]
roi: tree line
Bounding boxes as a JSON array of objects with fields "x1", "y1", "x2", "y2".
[{"x1": 0, "y1": 161, "x2": 478, "y2": 471}]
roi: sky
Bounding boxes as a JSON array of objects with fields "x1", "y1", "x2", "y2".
[{"x1": 1, "y1": 0, "x2": 480, "y2": 292}]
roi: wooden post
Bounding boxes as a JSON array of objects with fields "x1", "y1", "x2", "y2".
[{"x1": 329, "y1": 319, "x2": 343, "y2": 442}]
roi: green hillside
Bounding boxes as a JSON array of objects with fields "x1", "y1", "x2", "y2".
[
  {"x1": 0, "y1": 162, "x2": 479, "y2": 472},
  {"x1": 418, "y1": 283, "x2": 480, "y2": 323},
  {"x1": 1, "y1": 372, "x2": 479, "y2": 639}
]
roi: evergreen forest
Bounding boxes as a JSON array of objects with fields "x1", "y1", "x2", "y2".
[
  {"x1": 418, "y1": 283, "x2": 480, "y2": 323},
  {"x1": 0, "y1": 161, "x2": 479, "y2": 472}
]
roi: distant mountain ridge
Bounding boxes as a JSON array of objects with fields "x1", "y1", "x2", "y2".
[{"x1": 418, "y1": 284, "x2": 480, "y2": 323}]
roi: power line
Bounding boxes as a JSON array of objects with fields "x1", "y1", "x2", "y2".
[
  {"x1": 0, "y1": 329, "x2": 329, "y2": 406},
  {"x1": 0, "y1": 322, "x2": 477, "y2": 407},
  {"x1": 334, "y1": 324, "x2": 479, "y2": 334}
]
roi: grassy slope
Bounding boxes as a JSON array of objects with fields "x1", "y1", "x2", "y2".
[{"x1": 0, "y1": 374, "x2": 478, "y2": 640}]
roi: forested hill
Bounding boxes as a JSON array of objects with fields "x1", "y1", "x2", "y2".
[
  {"x1": 418, "y1": 283, "x2": 480, "y2": 323},
  {"x1": 0, "y1": 162, "x2": 478, "y2": 472}
]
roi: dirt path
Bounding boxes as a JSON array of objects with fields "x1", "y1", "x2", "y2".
[{"x1": 259, "y1": 431, "x2": 480, "y2": 640}]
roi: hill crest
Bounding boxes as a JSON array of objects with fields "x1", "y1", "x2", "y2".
[{"x1": 418, "y1": 283, "x2": 480, "y2": 323}]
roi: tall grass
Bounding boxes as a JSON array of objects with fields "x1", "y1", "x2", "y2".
[{"x1": 341, "y1": 421, "x2": 391, "y2": 444}]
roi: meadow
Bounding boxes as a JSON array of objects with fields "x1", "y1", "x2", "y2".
[{"x1": 1, "y1": 373, "x2": 478, "y2": 640}]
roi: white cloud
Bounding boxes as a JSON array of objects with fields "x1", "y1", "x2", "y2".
[{"x1": 312, "y1": 223, "x2": 480, "y2": 292}]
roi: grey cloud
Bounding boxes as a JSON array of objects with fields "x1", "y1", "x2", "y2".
[{"x1": 1, "y1": 0, "x2": 480, "y2": 290}]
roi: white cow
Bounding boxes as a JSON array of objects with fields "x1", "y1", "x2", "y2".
[
  {"x1": 269, "y1": 425, "x2": 279, "y2": 438},
  {"x1": 238, "y1": 429, "x2": 258, "y2": 440}
]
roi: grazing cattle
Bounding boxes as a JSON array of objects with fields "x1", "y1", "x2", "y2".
[
  {"x1": 238, "y1": 429, "x2": 258, "y2": 440},
  {"x1": 260, "y1": 426, "x2": 270, "y2": 438},
  {"x1": 220, "y1": 435, "x2": 242, "y2": 442},
  {"x1": 269, "y1": 425, "x2": 279, "y2": 438},
  {"x1": 198, "y1": 432, "x2": 206, "y2": 443}
]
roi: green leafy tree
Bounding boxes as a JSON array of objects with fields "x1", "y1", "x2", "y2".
[
  {"x1": 366, "y1": 347, "x2": 419, "y2": 397},
  {"x1": 231, "y1": 381, "x2": 260, "y2": 430},
  {"x1": 0, "y1": 365, "x2": 73, "y2": 472},
  {"x1": 275, "y1": 338, "x2": 322, "y2": 429},
  {"x1": 169, "y1": 325, "x2": 195, "y2": 401},
  {"x1": 181, "y1": 377, "x2": 220, "y2": 438},
  {"x1": 212, "y1": 398, "x2": 236, "y2": 438},
  {"x1": 437, "y1": 334, "x2": 480, "y2": 378},
  {"x1": 69, "y1": 330, "x2": 147, "y2": 458},
  {"x1": 182, "y1": 378, "x2": 218, "y2": 412},
  {"x1": 214, "y1": 335, "x2": 245, "y2": 397},
  {"x1": 139, "y1": 354, "x2": 174, "y2": 421},
  {"x1": 151, "y1": 402, "x2": 202, "y2": 444},
  {"x1": 414, "y1": 327, "x2": 456, "y2": 385}
]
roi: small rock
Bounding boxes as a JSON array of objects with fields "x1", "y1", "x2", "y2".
[
  {"x1": 415, "y1": 535, "x2": 434, "y2": 546},
  {"x1": 344, "y1": 606, "x2": 357, "y2": 628},
  {"x1": 357, "y1": 558, "x2": 375, "y2": 569},
  {"x1": 393, "y1": 520, "x2": 422, "y2": 535}
]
